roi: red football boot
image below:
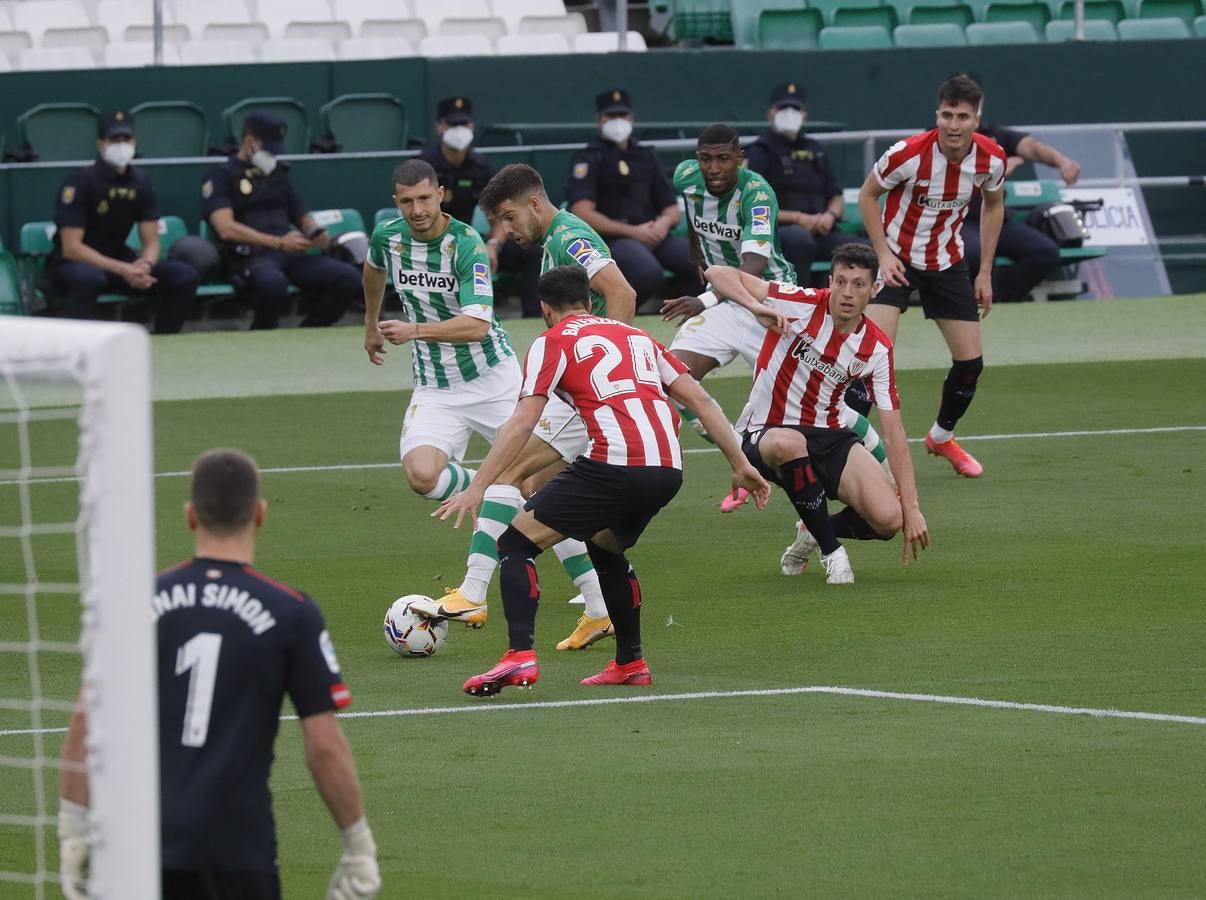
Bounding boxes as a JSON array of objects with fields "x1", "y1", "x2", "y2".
[
  {"x1": 462, "y1": 649, "x2": 539, "y2": 697},
  {"x1": 580, "y1": 658, "x2": 652, "y2": 686},
  {"x1": 925, "y1": 434, "x2": 983, "y2": 478}
]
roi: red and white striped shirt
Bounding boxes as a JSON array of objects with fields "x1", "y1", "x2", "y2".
[
  {"x1": 521, "y1": 315, "x2": 690, "y2": 468},
  {"x1": 736, "y1": 284, "x2": 900, "y2": 433},
  {"x1": 875, "y1": 129, "x2": 1006, "y2": 272}
]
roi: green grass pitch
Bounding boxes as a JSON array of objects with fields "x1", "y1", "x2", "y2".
[{"x1": 1, "y1": 301, "x2": 1205, "y2": 896}]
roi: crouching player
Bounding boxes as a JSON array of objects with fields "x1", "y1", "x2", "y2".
[
  {"x1": 434, "y1": 265, "x2": 771, "y2": 694},
  {"x1": 708, "y1": 244, "x2": 930, "y2": 584}
]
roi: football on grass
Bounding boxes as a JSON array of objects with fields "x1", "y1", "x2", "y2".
[{"x1": 383, "y1": 596, "x2": 448, "y2": 657}]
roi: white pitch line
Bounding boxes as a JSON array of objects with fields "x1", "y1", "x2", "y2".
[
  {"x1": 3, "y1": 685, "x2": 1203, "y2": 738},
  {"x1": 3, "y1": 425, "x2": 1205, "y2": 487}
]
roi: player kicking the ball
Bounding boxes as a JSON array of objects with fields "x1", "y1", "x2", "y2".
[
  {"x1": 707, "y1": 244, "x2": 929, "y2": 583},
  {"x1": 434, "y1": 265, "x2": 771, "y2": 695}
]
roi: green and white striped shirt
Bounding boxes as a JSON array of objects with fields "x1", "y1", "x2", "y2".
[
  {"x1": 674, "y1": 161, "x2": 796, "y2": 284},
  {"x1": 368, "y1": 214, "x2": 514, "y2": 389}
]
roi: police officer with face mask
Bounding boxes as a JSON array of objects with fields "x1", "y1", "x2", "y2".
[
  {"x1": 45, "y1": 110, "x2": 199, "y2": 333},
  {"x1": 746, "y1": 83, "x2": 868, "y2": 279},
  {"x1": 202, "y1": 110, "x2": 361, "y2": 329},
  {"x1": 416, "y1": 95, "x2": 542, "y2": 315},
  {"x1": 565, "y1": 89, "x2": 697, "y2": 309}
]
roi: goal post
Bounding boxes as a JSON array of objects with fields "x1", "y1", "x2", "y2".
[{"x1": 0, "y1": 319, "x2": 158, "y2": 899}]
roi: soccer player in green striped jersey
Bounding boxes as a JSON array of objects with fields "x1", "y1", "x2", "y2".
[{"x1": 662, "y1": 125, "x2": 891, "y2": 510}]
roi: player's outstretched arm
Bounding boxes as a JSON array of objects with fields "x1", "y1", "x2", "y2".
[
  {"x1": 379, "y1": 315, "x2": 490, "y2": 347},
  {"x1": 877, "y1": 408, "x2": 930, "y2": 564},
  {"x1": 303, "y1": 712, "x2": 382, "y2": 900},
  {"x1": 667, "y1": 374, "x2": 772, "y2": 510},
  {"x1": 433, "y1": 395, "x2": 549, "y2": 528},
  {"x1": 858, "y1": 173, "x2": 907, "y2": 288},
  {"x1": 703, "y1": 265, "x2": 788, "y2": 333},
  {"x1": 362, "y1": 262, "x2": 388, "y2": 365}
]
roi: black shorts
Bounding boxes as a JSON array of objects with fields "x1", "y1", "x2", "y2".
[
  {"x1": 742, "y1": 425, "x2": 860, "y2": 499},
  {"x1": 163, "y1": 869, "x2": 280, "y2": 900},
  {"x1": 525, "y1": 457, "x2": 683, "y2": 550},
  {"x1": 872, "y1": 259, "x2": 979, "y2": 322}
]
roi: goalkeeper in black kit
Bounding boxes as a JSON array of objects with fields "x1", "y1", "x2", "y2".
[{"x1": 58, "y1": 449, "x2": 381, "y2": 900}]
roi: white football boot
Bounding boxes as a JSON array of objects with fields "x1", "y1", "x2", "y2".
[
  {"x1": 821, "y1": 546, "x2": 854, "y2": 585},
  {"x1": 780, "y1": 523, "x2": 819, "y2": 576}
]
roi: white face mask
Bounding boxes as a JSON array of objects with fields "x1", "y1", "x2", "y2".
[
  {"x1": 442, "y1": 125, "x2": 474, "y2": 152},
  {"x1": 773, "y1": 108, "x2": 804, "y2": 137},
  {"x1": 251, "y1": 148, "x2": 277, "y2": 176},
  {"x1": 102, "y1": 141, "x2": 136, "y2": 169},
  {"x1": 601, "y1": 117, "x2": 633, "y2": 145}
]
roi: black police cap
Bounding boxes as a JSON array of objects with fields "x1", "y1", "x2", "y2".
[
  {"x1": 436, "y1": 96, "x2": 473, "y2": 124},
  {"x1": 770, "y1": 82, "x2": 806, "y2": 109},
  {"x1": 596, "y1": 89, "x2": 632, "y2": 115},
  {"x1": 98, "y1": 110, "x2": 135, "y2": 139},
  {"x1": 243, "y1": 110, "x2": 288, "y2": 154}
]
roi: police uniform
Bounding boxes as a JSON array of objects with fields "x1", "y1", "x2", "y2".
[
  {"x1": 564, "y1": 88, "x2": 696, "y2": 303},
  {"x1": 961, "y1": 124, "x2": 1060, "y2": 302},
  {"x1": 745, "y1": 82, "x2": 868, "y2": 278},
  {"x1": 45, "y1": 110, "x2": 198, "y2": 334},
  {"x1": 417, "y1": 95, "x2": 542, "y2": 315},
  {"x1": 201, "y1": 110, "x2": 360, "y2": 329},
  {"x1": 155, "y1": 556, "x2": 351, "y2": 897}
]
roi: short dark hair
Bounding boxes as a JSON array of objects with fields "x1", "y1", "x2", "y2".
[
  {"x1": 697, "y1": 123, "x2": 739, "y2": 149},
  {"x1": 830, "y1": 243, "x2": 880, "y2": 280},
  {"x1": 393, "y1": 159, "x2": 439, "y2": 189},
  {"x1": 537, "y1": 265, "x2": 590, "y2": 311},
  {"x1": 937, "y1": 74, "x2": 983, "y2": 113},
  {"x1": 478, "y1": 164, "x2": 545, "y2": 216},
  {"x1": 190, "y1": 449, "x2": 260, "y2": 535}
]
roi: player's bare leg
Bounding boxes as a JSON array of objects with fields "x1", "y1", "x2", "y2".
[
  {"x1": 671, "y1": 347, "x2": 749, "y2": 511},
  {"x1": 402, "y1": 445, "x2": 475, "y2": 501},
  {"x1": 863, "y1": 303, "x2": 902, "y2": 343},
  {"x1": 834, "y1": 444, "x2": 904, "y2": 539},
  {"x1": 928, "y1": 318, "x2": 985, "y2": 477}
]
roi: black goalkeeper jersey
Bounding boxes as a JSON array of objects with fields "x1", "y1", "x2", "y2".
[{"x1": 153, "y1": 557, "x2": 352, "y2": 871}]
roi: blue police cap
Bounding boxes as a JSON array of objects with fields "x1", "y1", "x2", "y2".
[
  {"x1": 243, "y1": 110, "x2": 287, "y2": 154},
  {"x1": 770, "y1": 82, "x2": 806, "y2": 109}
]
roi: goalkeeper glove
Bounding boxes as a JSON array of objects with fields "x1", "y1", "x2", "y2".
[
  {"x1": 58, "y1": 798, "x2": 89, "y2": 900},
  {"x1": 326, "y1": 817, "x2": 381, "y2": 900}
]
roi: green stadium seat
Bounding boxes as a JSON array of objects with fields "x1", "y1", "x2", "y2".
[
  {"x1": 1058, "y1": 0, "x2": 1126, "y2": 22},
  {"x1": 985, "y1": 1, "x2": 1050, "y2": 29},
  {"x1": 320, "y1": 94, "x2": 408, "y2": 153},
  {"x1": 221, "y1": 98, "x2": 310, "y2": 155},
  {"x1": 834, "y1": 5, "x2": 900, "y2": 29},
  {"x1": 1137, "y1": 0, "x2": 1201, "y2": 22},
  {"x1": 17, "y1": 103, "x2": 100, "y2": 162},
  {"x1": 965, "y1": 19, "x2": 1041, "y2": 40},
  {"x1": 1118, "y1": 15, "x2": 1192, "y2": 34},
  {"x1": 128, "y1": 101, "x2": 208, "y2": 158},
  {"x1": 471, "y1": 205, "x2": 491, "y2": 237},
  {"x1": 757, "y1": 8, "x2": 824, "y2": 46},
  {"x1": 818, "y1": 23, "x2": 894, "y2": 46},
  {"x1": 1045, "y1": 17, "x2": 1119, "y2": 37},
  {"x1": 906, "y1": 2, "x2": 975, "y2": 25},
  {"x1": 310, "y1": 208, "x2": 367, "y2": 240},
  {"x1": 126, "y1": 216, "x2": 189, "y2": 253},
  {"x1": 732, "y1": 0, "x2": 803, "y2": 47},
  {"x1": 809, "y1": 0, "x2": 880, "y2": 25},
  {"x1": 669, "y1": 0, "x2": 736, "y2": 41},
  {"x1": 894, "y1": 21, "x2": 969, "y2": 42},
  {"x1": 373, "y1": 208, "x2": 397, "y2": 228},
  {"x1": 1195, "y1": 13, "x2": 1206, "y2": 33},
  {"x1": 1004, "y1": 180, "x2": 1062, "y2": 207},
  {"x1": 20, "y1": 221, "x2": 56, "y2": 257},
  {"x1": 0, "y1": 248, "x2": 23, "y2": 315}
]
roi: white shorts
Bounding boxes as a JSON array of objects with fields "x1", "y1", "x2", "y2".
[
  {"x1": 531, "y1": 394, "x2": 589, "y2": 462},
  {"x1": 669, "y1": 301, "x2": 767, "y2": 369},
  {"x1": 399, "y1": 356, "x2": 521, "y2": 461}
]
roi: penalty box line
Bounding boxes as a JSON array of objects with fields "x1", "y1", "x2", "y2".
[
  {"x1": 3, "y1": 685, "x2": 1205, "y2": 738},
  {"x1": 4, "y1": 425, "x2": 1205, "y2": 487}
]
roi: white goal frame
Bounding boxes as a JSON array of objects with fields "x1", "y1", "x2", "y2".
[{"x1": 0, "y1": 319, "x2": 158, "y2": 899}]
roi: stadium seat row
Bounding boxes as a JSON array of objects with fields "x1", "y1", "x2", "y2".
[
  {"x1": 0, "y1": 30, "x2": 644, "y2": 71},
  {"x1": 661, "y1": 0, "x2": 1205, "y2": 45}
]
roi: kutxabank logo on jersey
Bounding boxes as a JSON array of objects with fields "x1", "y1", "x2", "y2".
[
  {"x1": 691, "y1": 213, "x2": 741, "y2": 241},
  {"x1": 913, "y1": 194, "x2": 967, "y2": 211},
  {"x1": 394, "y1": 269, "x2": 458, "y2": 292}
]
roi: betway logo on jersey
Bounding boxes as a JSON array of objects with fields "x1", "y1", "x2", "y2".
[
  {"x1": 913, "y1": 194, "x2": 967, "y2": 211},
  {"x1": 791, "y1": 339, "x2": 846, "y2": 381},
  {"x1": 394, "y1": 270, "x2": 458, "y2": 292},
  {"x1": 691, "y1": 214, "x2": 741, "y2": 241}
]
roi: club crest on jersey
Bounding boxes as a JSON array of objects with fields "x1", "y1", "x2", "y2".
[
  {"x1": 973, "y1": 173, "x2": 991, "y2": 187},
  {"x1": 750, "y1": 206, "x2": 771, "y2": 235},
  {"x1": 847, "y1": 360, "x2": 867, "y2": 378},
  {"x1": 567, "y1": 238, "x2": 603, "y2": 268},
  {"x1": 472, "y1": 262, "x2": 491, "y2": 295}
]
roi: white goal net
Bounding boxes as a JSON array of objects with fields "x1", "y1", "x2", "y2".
[{"x1": 0, "y1": 319, "x2": 158, "y2": 899}]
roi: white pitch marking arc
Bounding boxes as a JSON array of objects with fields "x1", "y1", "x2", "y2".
[
  {"x1": 4, "y1": 425, "x2": 1205, "y2": 487},
  {"x1": 2, "y1": 685, "x2": 1203, "y2": 738}
]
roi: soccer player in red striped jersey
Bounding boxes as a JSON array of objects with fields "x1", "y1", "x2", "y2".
[
  {"x1": 434, "y1": 265, "x2": 771, "y2": 694},
  {"x1": 857, "y1": 74, "x2": 1006, "y2": 478},
  {"x1": 708, "y1": 245, "x2": 930, "y2": 583}
]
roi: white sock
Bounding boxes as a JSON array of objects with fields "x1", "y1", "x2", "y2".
[
  {"x1": 553, "y1": 539, "x2": 608, "y2": 620},
  {"x1": 459, "y1": 484, "x2": 521, "y2": 603},
  {"x1": 928, "y1": 423, "x2": 954, "y2": 443}
]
